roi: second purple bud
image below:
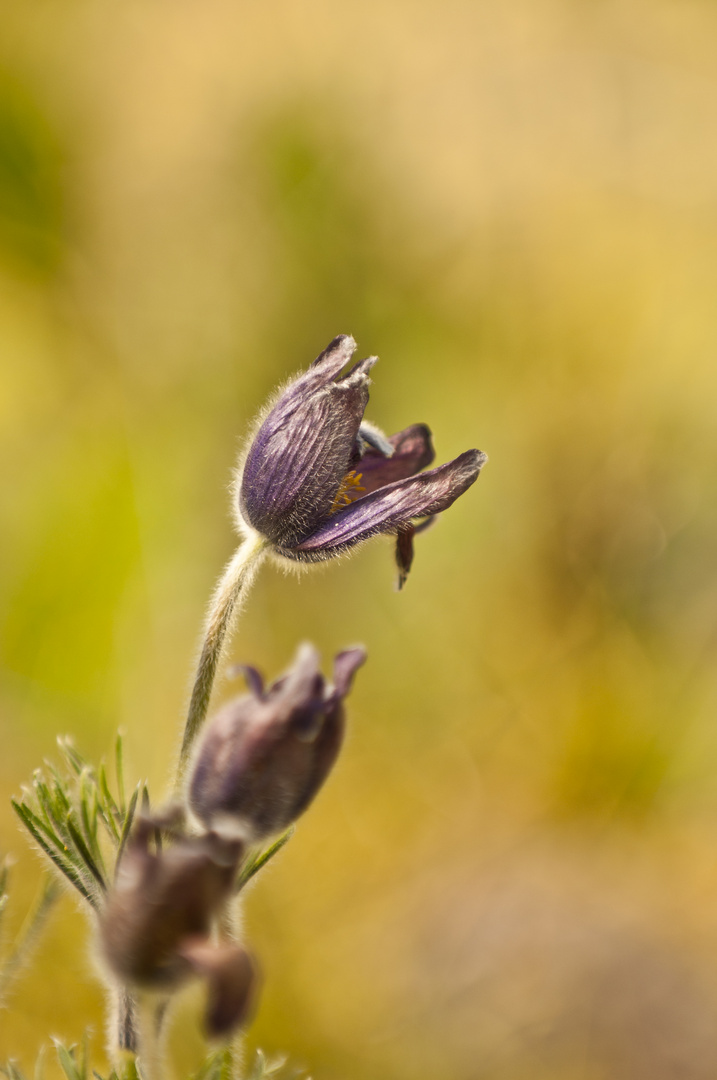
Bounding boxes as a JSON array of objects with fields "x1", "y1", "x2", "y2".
[{"x1": 187, "y1": 644, "x2": 367, "y2": 841}]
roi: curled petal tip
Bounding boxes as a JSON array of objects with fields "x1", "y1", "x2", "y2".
[
  {"x1": 343, "y1": 355, "x2": 378, "y2": 385},
  {"x1": 332, "y1": 647, "x2": 368, "y2": 699},
  {"x1": 229, "y1": 664, "x2": 265, "y2": 699},
  {"x1": 312, "y1": 334, "x2": 357, "y2": 371}
]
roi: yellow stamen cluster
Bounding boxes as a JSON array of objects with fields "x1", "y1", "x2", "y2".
[{"x1": 330, "y1": 470, "x2": 366, "y2": 514}]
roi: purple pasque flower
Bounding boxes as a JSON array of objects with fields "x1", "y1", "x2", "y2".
[
  {"x1": 188, "y1": 644, "x2": 366, "y2": 841},
  {"x1": 100, "y1": 816, "x2": 257, "y2": 1037},
  {"x1": 236, "y1": 335, "x2": 486, "y2": 587}
]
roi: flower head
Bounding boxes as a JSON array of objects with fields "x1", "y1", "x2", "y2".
[
  {"x1": 188, "y1": 644, "x2": 366, "y2": 841},
  {"x1": 236, "y1": 335, "x2": 486, "y2": 587},
  {"x1": 99, "y1": 817, "x2": 257, "y2": 1037}
]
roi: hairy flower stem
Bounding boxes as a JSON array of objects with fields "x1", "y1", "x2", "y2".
[
  {"x1": 115, "y1": 987, "x2": 139, "y2": 1055},
  {"x1": 113, "y1": 989, "x2": 164, "y2": 1080},
  {"x1": 178, "y1": 534, "x2": 267, "y2": 776},
  {"x1": 216, "y1": 905, "x2": 245, "y2": 1080}
]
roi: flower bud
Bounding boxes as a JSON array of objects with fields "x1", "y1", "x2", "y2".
[
  {"x1": 100, "y1": 819, "x2": 242, "y2": 989},
  {"x1": 188, "y1": 644, "x2": 366, "y2": 841}
]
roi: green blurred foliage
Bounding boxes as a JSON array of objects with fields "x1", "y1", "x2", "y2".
[
  {"x1": 0, "y1": 71, "x2": 65, "y2": 276},
  {"x1": 2, "y1": 0, "x2": 717, "y2": 1077}
]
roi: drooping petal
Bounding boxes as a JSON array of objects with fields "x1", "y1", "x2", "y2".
[
  {"x1": 356, "y1": 423, "x2": 435, "y2": 495},
  {"x1": 239, "y1": 344, "x2": 376, "y2": 546},
  {"x1": 290, "y1": 449, "x2": 487, "y2": 558},
  {"x1": 395, "y1": 525, "x2": 415, "y2": 591},
  {"x1": 180, "y1": 939, "x2": 258, "y2": 1037}
]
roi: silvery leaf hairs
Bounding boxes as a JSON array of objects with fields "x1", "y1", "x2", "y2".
[{"x1": 8, "y1": 337, "x2": 486, "y2": 1080}]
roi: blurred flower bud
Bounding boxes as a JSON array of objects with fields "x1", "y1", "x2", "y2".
[
  {"x1": 99, "y1": 817, "x2": 251, "y2": 1017},
  {"x1": 188, "y1": 644, "x2": 366, "y2": 841}
]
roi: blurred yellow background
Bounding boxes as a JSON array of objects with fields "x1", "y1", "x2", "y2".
[{"x1": 3, "y1": 0, "x2": 717, "y2": 1077}]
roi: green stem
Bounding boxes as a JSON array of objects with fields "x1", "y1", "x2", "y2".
[{"x1": 178, "y1": 534, "x2": 267, "y2": 776}]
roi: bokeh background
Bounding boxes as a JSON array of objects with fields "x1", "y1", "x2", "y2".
[{"x1": 2, "y1": 0, "x2": 717, "y2": 1077}]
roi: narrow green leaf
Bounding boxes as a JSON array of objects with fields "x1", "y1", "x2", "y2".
[
  {"x1": 97, "y1": 764, "x2": 121, "y2": 839},
  {"x1": 79, "y1": 771, "x2": 106, "y2": 875},
  {"x1": 115, "y1": 784, "x2": 140, "y2": 871},
  {"x1": 236, "y1": 828, "x2": 294, "y2": 892},
  {"x1": 56, "y1": 737, "x2": 87, "y2": 777},
  {"x1": 0, "y1": 875, "x2": 60, "y2": 1003},
  {"x1": 1, "y1": 1061, "x2": 27, "y2": 1080},
  {"x1": 33, "y1": 776, "x2": 73, "y2": 847},
  {"x1": 15, "y1": 794, "x2": 92, "y2": 885},
  {"x1": 12, "y1": 802, "x2": 96, "y2": 907},
  {"x1": 65, "y1": 815, "x2": 106, "y2": 892},
  {"x1": 45, "y1": 768, "x2": 72, "y2": 818},
  {"x1": 53, "y1": 1042, "x2": 81, "y2": 1080},
  {"x1": 93, "y1": 794, "x2": 117, "y2": 842},
  {"x1": 0, "y1": 860, "x2": 10, "y2": 924},
  {"x1": 79, "y1": 1036, "x2": 88, "y2": 1080},
  {"x1": 33, "y1": 1046, "x2": 46, "y2": 1080},
  {"x1": 115, "y1": 732, "x2": 126, "y2": 815},
  {"x1": 119, "y1": 1057, "x2": 139, "y2": 1080},
  {"x1": 15, "y1": 798, "x2": 76, "y2": 866}
]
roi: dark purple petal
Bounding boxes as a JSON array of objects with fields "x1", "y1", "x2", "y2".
[
  {"x1": 285, "y1": 335, "x2": 360, "y2": 402},
  {"x1": 357, "y1": 423, "x2": 435, "y2": 495},
  {"x1": 331, "y1": 647, "x2": 367, "y2": 700},
  {"x1": 230, "y1": 665, "x2": 265, "y2": 699},
  {"x1": 289, "y1": 704, "x2": 345, "y2": 820},
  {"x1": 267, "y1": 643, "x2": 324, "y2": 715},
  {"x1": 239, "y1": 346, "x2": 376, "y2": 546},
  {"x1": 291, "y1": 449, "x2": 487, "y2": 557},
  {"x1": 259, "y1": 336, "x2": 360, "y2": 424},
  {"x1": 179, "y1": 939, "x2": 258, "y2": 1037},
  {"x1": 394, "y1": 514, "x2": 437, "y2": 589},
  {"x1": 311, "y1": 334, "x2": 358, "y2": 377},
  {"x1": 395, "y1": 525, "x2": 415, "y2": 591}
]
